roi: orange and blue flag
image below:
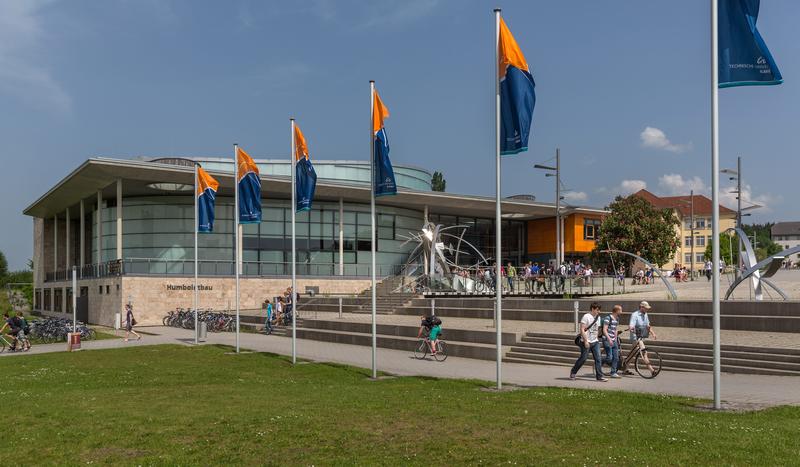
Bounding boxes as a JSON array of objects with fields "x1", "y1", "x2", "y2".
[
  {"x1": 294, "y1": 123, "x2": 317, "y2": 212},
  {"x1": 236, "y1": 146, "x2": 262, "y2": 223},
  {"x1": 197, "y1": 167, "x2": 219, "y2": 233},
  {"x1": 498, "y1": 17, "x2": 536, "y2": 155},
  {"x1": 373, "y1": 89, "x2": 397, "y2": 196}
]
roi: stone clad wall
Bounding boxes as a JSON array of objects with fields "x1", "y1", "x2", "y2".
[{"x1": 122, "y1": 277, "x2": 372, "y2": 326}]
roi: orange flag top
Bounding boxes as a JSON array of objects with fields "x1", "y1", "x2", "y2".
[
  {"x1": 196, "y1": 167, "x2": 219, "y2": 196},
  {"x1": 236, "y1": 146, "x2": 259, "y2": 180},
  {"x1": 372, "y1": 89, "x2": 390, "y2": 134},
  {"x1": 294, "y1": 123, "x2": 309, "y2": 161},
  {"x1": 498, "y1": 17, "x2": 529, "y2": 79}
]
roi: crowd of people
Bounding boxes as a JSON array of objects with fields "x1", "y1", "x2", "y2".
[
  {"x1": 571, "y1": 301, "x2": 657, "y2": 381},
  {"x1": 452, "y1": 259, "x2": 617, "y2": 294}
]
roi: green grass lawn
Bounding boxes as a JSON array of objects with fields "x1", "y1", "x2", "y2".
[{"x1": 2, "y1": 345, "x2": 797, "y2": 465}]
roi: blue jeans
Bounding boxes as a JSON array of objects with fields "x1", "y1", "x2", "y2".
[
  {"x1": 602, "y1": 338, "x2": 620, "y2": 375},
  {"x1": 507, "y1": 277, "x2": 514, "y2": 292},
  {"x1": 571, "y1": 341, "x2": 603, "y2": 379}
]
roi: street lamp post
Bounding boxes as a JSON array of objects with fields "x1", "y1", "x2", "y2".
[
  {"x1": 722, "y1": 156, "x2": 742, "y2": 279},
  {"x1": 535, "y1": 149, "x2": 561, "y2": 266}
]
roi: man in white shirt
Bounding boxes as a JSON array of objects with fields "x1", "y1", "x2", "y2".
[{"x1": 570, "y1": 302, "x2": 607, "y2": 382}]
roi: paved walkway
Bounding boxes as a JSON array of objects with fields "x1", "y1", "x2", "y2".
[{"x1": 5, "y1": 326, "x2": 800, "y2": 407}]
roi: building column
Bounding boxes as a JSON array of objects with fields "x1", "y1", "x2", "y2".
[
  {"x1": 97, "y1": 190, "x2": 103, "y2": 263},
  {"x1": 116, "y1": 179, "x2": 123, "y2": 260},
  {"x1": 423, "y1": 205, "x2": 429, "y2": 224},
  {"x1": 62, "y1": 286, "x2": 67, "y2": 314},
  {"x1": 79, "y1": 199, "x2": 85, "y2": 268},
  {"x1": 53, "y1": 214, "x2": 58, "y2": 275},
  {"x1": 65, "y1": 207, "x2": 71, "y2": 269},
  {"x1": 339, "y1": 198, "x2": 344, "y2": 276}
]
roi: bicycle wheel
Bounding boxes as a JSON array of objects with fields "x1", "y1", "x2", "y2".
[
  {"x1": 413, "y1": 339, "x2": 428, "y2": 360},
  {"x1": 433, "y1": 341, "x2": 447, "y2": 362},
  {"x1": 635, "y1": 348, "x2": 662, "y2": 379}
]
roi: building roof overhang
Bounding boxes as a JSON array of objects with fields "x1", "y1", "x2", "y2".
[{"x1": 23, "y1": 158, "x2": 607, "y2": 221}]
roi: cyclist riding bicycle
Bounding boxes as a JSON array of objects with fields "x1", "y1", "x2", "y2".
[
  {"x1": 1, "y1": 312, "x2": 22, "y2": 351},
  {"x1": 418, "y1": 315, "x2": 443, "y2": 355}
]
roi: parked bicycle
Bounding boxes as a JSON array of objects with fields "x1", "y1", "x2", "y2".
[
  {"x1": 27, "y1": 317, "x2": 96, "y2": 344},
  {"x1": 162, "y1": 308, "x2": 235, "y2": 333}
]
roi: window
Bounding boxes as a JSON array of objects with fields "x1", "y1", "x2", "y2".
[
  {"x1": 583, "y1": 219, "x2": 601, "y2": 240},
  {"x1": 684, "y1": 236, "x2": 693, "y2": 247},
  {"x1": 696, "y1": 253, "x2": 705, "y2": 263},
  {"x1": 684, "y1": 219, "x2": 693, "y2": 229},
  {"x1": 98, "y1": 285, "x2": 103, "y2": 294},
  {"x1": 684, "y1": 253, "x2": 692, "y2": 263},
  {"x1": 696, "y1": 236, "x2": 706, "y2": 247},
  {"x1": 106, "y1": 285, "x2": 110, "y2": 294},
  {"x1": 695, "y1": 218, "x2": 706, "y2": 229}
]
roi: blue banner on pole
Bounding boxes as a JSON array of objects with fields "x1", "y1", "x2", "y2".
[
  {"x1": 295, "y1": 157, "x2": 317, "y2": 212},
  {"x1": 373, "y1": 128, "x2": 397, "y2": 197},
  {"x1": 719, "y1": 0, "x2": 782, "y2": 88},
  {"x1": 197, "y1": 167, "x2": 219, "y2": 233},
  {"x1": 500, "y1": 66, "x2": 536, "y2": 155},
  {"x1": 237, "y1": 147, "x2": 262, "y2": 224}
]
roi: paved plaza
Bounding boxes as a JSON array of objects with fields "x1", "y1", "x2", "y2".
[
  {"x1": 6, "y1": 326, "x2": 800, "y2": 408},
  {"x1": 605, "y1": 269, "x2": 800, "y2": 301}
]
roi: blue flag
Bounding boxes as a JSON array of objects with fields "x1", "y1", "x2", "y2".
[
  {"x1": 296, "y1": 158, "x2": 317, "y2": 212},
  {"x1": 237, "y1": 147, "x2": 262, "y2": 224},
  {"x1": 498, "y1": 18, "x2": 536, "y2": 155},
  {"x1": 719, "y1": 0, "x2": 782, "y2": 88},
  {"x1": 294, "y1": 122, "x2": 317, "y2": 212},
  {"x1": 372, "y1": 89, "x2": 397, "y2": 197},
  {"x1": 196, "y1": 167, "x2": 219, "y2": 233}
]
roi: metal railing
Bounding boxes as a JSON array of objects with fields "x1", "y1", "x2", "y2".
[
  {"x1": 45, "y1": 258, "x2": 405, "y2": 282},
  {"x1": 409, "y1": 274, "x2": 632, "y2": 296}
]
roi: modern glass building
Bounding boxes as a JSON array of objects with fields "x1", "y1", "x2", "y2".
[{"x1": 24, "y1": 156, "x2": 605, "y2": 324}]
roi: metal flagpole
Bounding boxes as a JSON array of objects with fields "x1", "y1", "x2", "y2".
[
  {"x1": 290, "y1": 118, "x2": 298, "y2": 365},
  {"x1": 370, "y1": 80, "x2": 378, "y2": 379},
  {"x1": 736, "y1": 156, "x2": 742, "y2": 278},
  {"x1": 493, "y1": 8, "x2": 503, "y2": 391},
  {"x1": 710, "y1": 0, "x2": 721, "y2": 409},
  {"x1": 72, "y1": 266, "x2": 77, "y2": 333},
  {"x1": 194, "y1": 163, "x2": 199, "y2": 344},
  {"x1": 555, "y1": 148, "x2": 561, "y2": 267},
  {"x1": 234, "y1": 143, "x2": 241, "y2": 354}
]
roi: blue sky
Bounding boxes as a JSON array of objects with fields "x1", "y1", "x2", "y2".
[{"x1": 1, "y1": 0, "x2": 799, "y2": 270}]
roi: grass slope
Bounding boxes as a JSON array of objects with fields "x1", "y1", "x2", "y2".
[{"x1": 1, "y1": 345, "x2": 797, "y2": 465}]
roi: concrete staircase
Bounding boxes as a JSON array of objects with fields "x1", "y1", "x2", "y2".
[
  {"x1": 504, "y1": 332, "x2": 800, "y2": 376},
  {"x1": 264, "y1": 317, "x2": 516, "y2": 360}
]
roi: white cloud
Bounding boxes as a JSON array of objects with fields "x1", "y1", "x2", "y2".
[
  {"x1": 0, "y1": 0, "x2": 70, "y2": 112},
  {"x1": 720, "y1": 183, "x2": 779, "y2": 212},
  {"x1": 562, "y1": 191, "x2": 588, "y2": 203},
  {"x1": 618, "y1": 179, "x2": 647, "y2": 196},
  {"x1": 658, "y1": 174, "x2": 707, "y2": 196},
  {"x1": 640, "y1": 126, "x2": 689, "y2": 153}
]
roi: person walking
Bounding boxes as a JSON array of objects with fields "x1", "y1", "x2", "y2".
[
  {"x1": 124, "y1": 303, "x2": 141, "y2": 342},
  {"x1": 704, "y1": 259, "x2": 713, "y2": 281},
  {"x1": 601, "y1": 305, "x2": 623, "y2": 378},
  {"x1": 506, "y1": 262, "x2": 516, "y2": 293},
  {"x1": 570, "y1": 302, "x2": 607, "y2": 382},
  {"x1": 263, "y1": 298, "x2": 273, "y2": 334}
]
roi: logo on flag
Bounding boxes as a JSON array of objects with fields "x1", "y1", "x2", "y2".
[
  {"x1": 719, "y1": 0, "x2": 782, "y2": 88},
  {"x1": 236, "y1": 147, "x2": 262, "y2": 224},
  {"x1": 498, "y1": 17, "x2": 536, "y2": 155}
]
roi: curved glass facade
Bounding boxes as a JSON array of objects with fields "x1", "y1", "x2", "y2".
[
  {"x1": 93, "y1": 196, "x2": 423, "y2": 276},
  {"x1": 182, "y1": 158, "x2": 432, "y2": 192}
]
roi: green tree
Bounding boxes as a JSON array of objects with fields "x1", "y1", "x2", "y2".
[
  {"x1": 431, "y1": 171, "x2": 446, "y2": 192},
  {"x1": 594, "y1": 195, "x2": 679, "y2": 267},
  {"x1": 0, "y1": 250, "x2": 7, "y2": 279},
  {"x1": 704, "y1": 233, "x2": 739, "y2": 265}
]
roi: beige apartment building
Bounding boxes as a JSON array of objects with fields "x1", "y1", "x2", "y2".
[{"x1": 634, "y1": 189, "x2": 736, "y2": 272}]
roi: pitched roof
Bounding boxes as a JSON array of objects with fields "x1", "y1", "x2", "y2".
[
  {"x1": 771, "y1": 222, "x2": 800, "y2": 236},
  {"x1": 631, "y1": 189, "x2": 735, "y2": 216}
]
